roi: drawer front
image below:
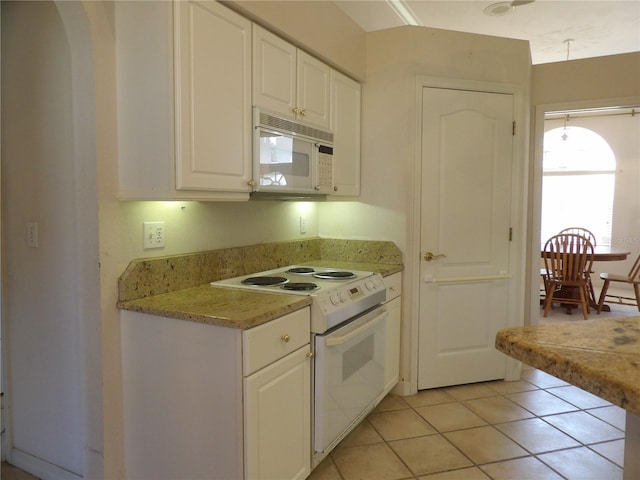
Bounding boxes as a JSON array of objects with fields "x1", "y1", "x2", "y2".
[
  {"x1": 243, "y1": 307, "x2": 310, "y2": 376},
  {"x1": 384, "y1": 273, "x2": 402, "y2": 302}
]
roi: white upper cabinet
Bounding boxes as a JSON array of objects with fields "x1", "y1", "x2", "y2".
[
  {"x1": 116, "y1": 0, "x2": 252, "y2": 200},
  {"x1": 253, "y1": 25, "x2": 331, "y2": 130},
  {"x1": 330, "y1": 70, "x2": 361, "y2": 196},
  {"x1": 174, "y1": 0, "x2": 252, "y2": 193}
]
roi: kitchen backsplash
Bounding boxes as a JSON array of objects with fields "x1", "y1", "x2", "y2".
[{"x1": 118, "y1": 238, "x2": 402, "y2": 302}]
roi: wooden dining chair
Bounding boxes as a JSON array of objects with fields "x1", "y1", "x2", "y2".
[
  {"x1": 597, "y1": 253, "x2": 640, "y2": 313},
  {"x1": 542, "y1": 233, "x2": 595, "y2": 320},
  {"x1": 558, "y1": 227, "x2": 598, "y2": 305}
]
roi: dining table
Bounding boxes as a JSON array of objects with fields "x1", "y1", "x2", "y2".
[{"x1": 541, "y1": 245, "x2": 631, "y2": 313}]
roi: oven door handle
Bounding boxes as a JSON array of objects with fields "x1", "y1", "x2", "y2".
[{"x1": 325, "y1": 310, "x2": 388, "y2": 347}]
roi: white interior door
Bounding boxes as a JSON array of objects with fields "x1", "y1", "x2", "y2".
[{"x1": 418, "y1": 87, "x2": 514, "y2": 390}]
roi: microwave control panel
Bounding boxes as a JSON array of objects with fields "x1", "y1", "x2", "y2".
[{"x1": 316, "y1": 145, "x2": 334, "y2": 193}]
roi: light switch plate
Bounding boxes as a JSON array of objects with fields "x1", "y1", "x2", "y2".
[{"x1": 143, "y1": 221, "x2": 165, "y2": 249}]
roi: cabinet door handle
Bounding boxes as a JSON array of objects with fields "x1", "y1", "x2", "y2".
[
  {"x1": 281, "y1": 334, "x2": 290, "y2": 343},
  {"x1": 423, "y1": 252, "x2": 446, "y2": 262},
  {"x1": 292, "y1": 107, "x2": 300, "y2": 115},
  {"x1": 300, "y1": 109, "x2": 306, "y2": 116},
  {"x1": 306, "y1": 351, "x2": 314, "y2": 359}
]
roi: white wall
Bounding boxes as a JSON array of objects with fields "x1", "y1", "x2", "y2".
[{"x1": 1, "y1": 2, "x2": 84, "y2": 475}]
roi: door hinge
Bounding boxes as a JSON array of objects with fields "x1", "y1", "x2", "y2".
[
  {"x1": 509, "y1": 227, "x2": 513, "y2": 241},
  {"x1": 512, "y1": 121, "x2": 516, "y2": 136}
]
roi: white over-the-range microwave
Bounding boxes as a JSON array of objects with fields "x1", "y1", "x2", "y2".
[{"x1": 251, "y1": 107, "x2": 334, "y2": 198}]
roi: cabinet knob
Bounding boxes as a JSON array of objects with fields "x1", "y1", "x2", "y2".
[
  {"x1": 292, "y1": 107, "x2": 300, "y2": 114},
  {"x1": 281, "y1": 334, "x2": 290, "y2": 343},
  {"x1": 333, "y1": 186, "x2": 338, "y2": 192},
  {"x1": 306, "y1": 351, "x2": 314, "y2": 358},
  {"x1": 300, "y1": 109, "x2": 306, "y2": 116},
  {"x1": 247, "y1": 180, "x2": 256, "y2": 187}
]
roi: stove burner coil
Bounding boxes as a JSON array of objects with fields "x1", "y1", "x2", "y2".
[
  {"x1": 241, "y1": 276, "x2": 288, "y2": 286},
  {"x1": 282, "y1": 282, "x2": 318, "y2": 291},
  {"x1": 286, "y1": 267, "x2": 316, "y2": 274},
  {"x1": 313, "y1": 271, "x2": 355, "y2": 280}
]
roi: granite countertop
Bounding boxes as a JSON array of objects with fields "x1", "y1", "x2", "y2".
[
  {"x1": 495, "y1": 317, "x2": 640, "y2": 414},
  {"x1": 118, "y1": 239, "x2": 403, "y2": 329},
  {"x1": 118, "y1": 285, "x2": 312, "y2": 330}
]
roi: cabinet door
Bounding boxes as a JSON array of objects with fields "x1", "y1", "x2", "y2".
[
  {"x1": 296, "y1": 51, "x2": 331, "y2": 129},
  {"x1": 252, "y1": 25, "x2": 297, "y2": 119},
  {"x1": 174, "y1": 0, "x2": 252, "y2": 192},
  {"x1": 245, "y1": 345, "x2": 311, "y2": 480},
  {"x1": 385, "y1": 296, "x2": 401, "y2": 394},
  {"x1": 330, "y1": 70, "x2": 361, "y2": 195}
]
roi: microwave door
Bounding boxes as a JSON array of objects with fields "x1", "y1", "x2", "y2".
[{"x1": 256, "y1": 129, "x2": 313, "y2": 192}]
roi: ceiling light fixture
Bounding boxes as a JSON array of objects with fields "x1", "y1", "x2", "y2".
[
  {"x1": 484, "y1": 0, "x2": 535, "y2": 17},
  {"x1": 386, "y1": 0, "x2": 423, "y2": 27}
]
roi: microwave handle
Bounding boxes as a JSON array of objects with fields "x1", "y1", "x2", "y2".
[{"x1": 325, "y1": 310, "x2": 388, "y2": 347}]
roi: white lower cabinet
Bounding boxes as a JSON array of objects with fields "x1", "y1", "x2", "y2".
[
  {"x1": 383, "y1": 273, "x2": 402, "y2": 394},
  {"x1": 245, "y1": 347, "x2": 311, "y2": 480},
  {"x1": 121, "y1": 307, "x2": 311, "y2": 480}
]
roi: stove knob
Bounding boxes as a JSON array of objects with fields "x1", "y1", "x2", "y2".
[
  {"x1": 365, "y1": 280, "x2": 375, "y2": 291},
  {"x1": 331, "y1": 294, "x2": 341, "y2": 306},
  {"x1": 340, "y1": 291, "x2": 349, "y2": 302}
]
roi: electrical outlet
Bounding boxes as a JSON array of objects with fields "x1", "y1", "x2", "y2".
[
  {"x1": 299, "y1": 216, "x2": 307, "y2": 234},
  {"x1": 27, "y1": 222, "x2": 38, "y2": 248},
  {"x1": 143, "y1": 221, "x2": 165, "y2": 249}
]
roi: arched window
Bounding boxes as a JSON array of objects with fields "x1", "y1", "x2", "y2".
[{"x1": 541, "y1": 126, "x2": 616, "y2": 246}]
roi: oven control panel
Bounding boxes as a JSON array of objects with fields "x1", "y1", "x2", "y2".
[{"x1": 311, "y1": 274, "x2": 386, "y2": 333}]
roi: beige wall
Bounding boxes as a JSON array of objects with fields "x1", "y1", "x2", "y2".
[
  {"x1": 228, "y1": 0, "x2": 367, "y2": 80},
  {"x1": 532, "y1": 52, "x2": 640, "y2": 106}
]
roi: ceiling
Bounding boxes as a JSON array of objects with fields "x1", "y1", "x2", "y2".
[{"x1": 334, "y1": 0, "x2": 640, "y2": 65}]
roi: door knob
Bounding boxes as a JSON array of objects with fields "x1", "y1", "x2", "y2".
[{"x1": 424, "y1": 252, "x2": 446, "y2": 261}]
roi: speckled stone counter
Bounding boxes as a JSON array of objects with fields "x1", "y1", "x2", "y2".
[
  {"x1": 496, "y1": 317, "x2": 640, "y2": 413},
  {"x1": 496, "y1": 317, "x2": 640, "y2": 479},
  {"x1": 117, "y1": 238, "x2": 403, "y2": 329},
  {"x1": 119, "y1": 285, "x2": 312, "y2": 329}
]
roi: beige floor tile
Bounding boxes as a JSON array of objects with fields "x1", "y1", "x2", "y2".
[
  {"x1": 418, "y1": 466, "x2": 490, "y2": 479},
  {"x1": 307, "y1": 456, "x2": 342, "y2": 480},
  {"x1": 506, "y1": 389, "x2": 578, "y2": 416},
  {"x1": 337, "y1": 419, "x2": 383, "y2": 448},
  {"x1": 589, "y1": 439, "x2": 625, "y2": 467},
  {"x1": 414, "y1": 402, "x2": 486, "y2": 432},
  {"x1": 494, "y1": 417, "x2": 580, "y2": 454},
  {"x1": 547, "y1": 385, "x2": 613, "y2": 409},
  {"x1": 586, "y1": 405, "x2": 627, "y2": 430},
  {"x1": 374, "y1": 394, "x2": 410, "y2": 412},
  {"x1": 543, "y1": 411, "x2": 625, "y2": 444},
  {"x1": 538, "y1": 446, "x2": 623, "y2": 480},
  {"x1": 487, "y1": 379, "x2": 539, "y2": 395},
  {"x1": 480, "y1": 456, "x2": 564, "y2": 479},
  {"x1": 521, "y1": 369, "x2": 568, "y2": 389},
  {"x1": 443, "y1": 383, "x2": 499, "y2": 401},
  {"x1": 389, "y1": 434, "x2": 473, "y2": 476},
  {"x1": 368, "y1": 408, "x2": 437, "y2": 441},
  {"x1": 403, "y1": 389, "x2": 456, "y2": 408},
  {"x1": 444, "y1": 426, "x2": 528, "y2": 464},
  {"x1": 1, "y1": 463, "x2": 40, "y2": 480},
  {"x1": 464, "y1": 395, "x2": 534, "y2": 424},
  {"x1": 330, "y1": 443, "x2": 412, "y2": 480}
]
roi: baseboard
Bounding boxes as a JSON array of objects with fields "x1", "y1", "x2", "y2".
[
  {"x1": 9, "y1": 449, "x2": 82, "y2": 480},
  {"x1": 390, "y1": 379, "x2": 415, "y2": 396}
]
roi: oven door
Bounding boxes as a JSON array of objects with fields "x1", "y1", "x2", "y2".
[{"x1": 313, "y1": 306, "x2": 387, "y2": 454}]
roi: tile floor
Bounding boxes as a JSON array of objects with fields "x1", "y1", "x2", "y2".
[{"x1": 309, "y1": 367, "x2": 626, "y2": 480}]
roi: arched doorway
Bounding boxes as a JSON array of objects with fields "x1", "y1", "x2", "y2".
[{"x1": 1, "y1": 2, "x2": 102, "y2": 477}]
